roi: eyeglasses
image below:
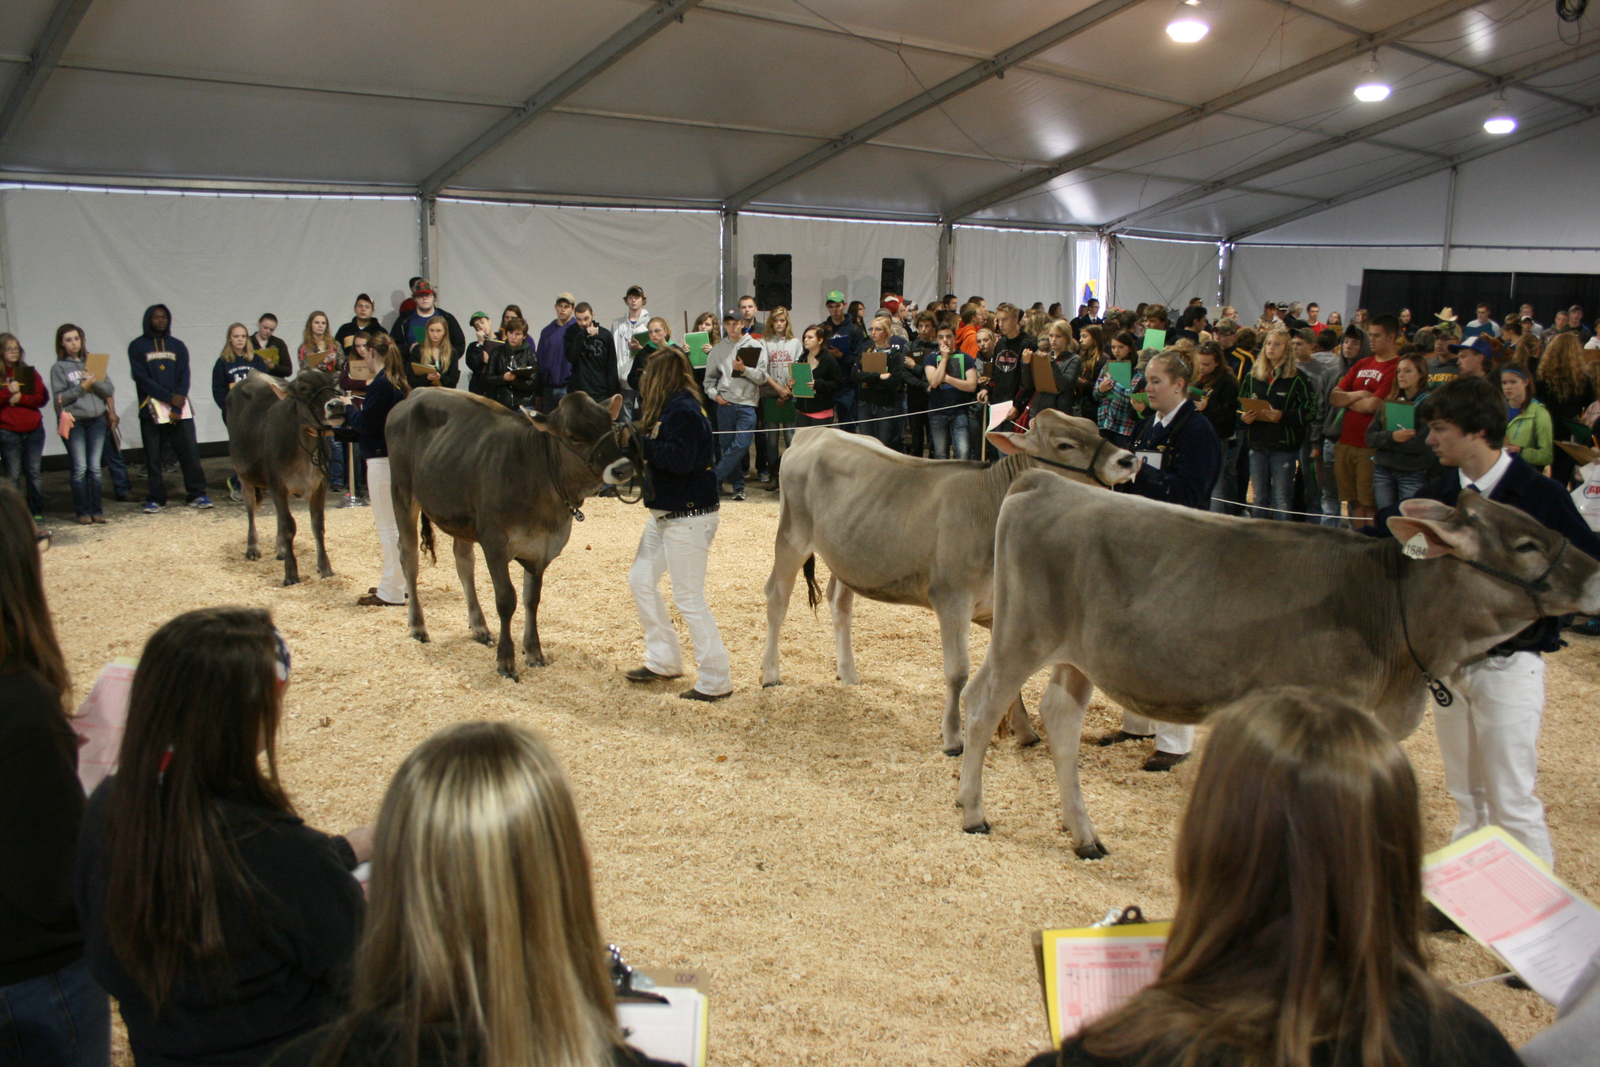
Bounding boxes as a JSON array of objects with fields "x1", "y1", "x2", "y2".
[{"x1": 35, "y1": 528, "x2": 51, "y2": 554}]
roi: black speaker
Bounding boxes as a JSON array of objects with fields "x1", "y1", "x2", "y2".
[
  {"x1": 753, "y1": 254, "x2": 792, "y2": 311},
  {"x1": 880, "y1": 257, "x2": 905, "y2": 298}
]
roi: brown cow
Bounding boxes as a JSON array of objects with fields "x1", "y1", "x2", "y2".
[
  {"x1": 226, "y1": 369, "x2": 350, "y2": 586},
  {"x1": 385, "y1": 389, "x2": 633, "y2": 680}
]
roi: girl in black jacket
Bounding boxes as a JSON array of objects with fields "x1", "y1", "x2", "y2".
[
  {"x1": 625, "y1": 348, "x2": 732, "y2": 703},
  {"x1": 74, "y1": 607, "x2": 371, "y2": 1067},
  {"x1": 794, "y1": 324, "x2": 845, "y2": 424},
  {"x1": 483, "y1": 316, "x2": 539, "y2": 413},
  {"x1": 1241, "y1": 330, "x2": 1317, "y2": 520},
  {"x1": 1026, "y1": 320, "x2": 1083, "y2": 418}
]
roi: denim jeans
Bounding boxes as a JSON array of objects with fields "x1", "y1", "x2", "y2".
[
  {"x1": 0, "y1": 425, "x2": 45, "y2": 515},
  {"x1": 1373, "y1": 464, "x2": 1430, "y2": 510},
  {"x1": 103, "y1": 430, "x2": 131, "y2": 497},
  {"x1": 1320, "y1": 436, "x2": 1343, "y2": 526},
  {"x1": 834, "y1": 386, "x2": 857, "y2": 431},
  {"x1": 1207, "y1": 439, "x2": 1239, "y2": 514},
  {"x1": 137, "y1": 415, "x2": 207, "y2": 505},
  {"x1": 712, "y1": 403, "x2": 757, "y2": 491},
  {"x1": 1249, "y1": 449, "x2": 1297, "y2": 520},
  {"x1": 928, "y1": 406, "x2": 970, "y2": 459},
  {"x1": 65, "y1": 416, "x2": 107, "y2": 517},
  {"x1": 0, "y1": 959, "x2": 111, "y2": 1067},
  {"x1": 859, "y1": 399, "x2": 902, "y2": 451}
]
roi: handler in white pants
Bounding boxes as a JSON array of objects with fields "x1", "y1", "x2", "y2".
[
  {"x1": 625, "y1": 346, "x2": 733, "y2": 701},
  {"x1": 629, "y1": 511, "x2": 731, "y2": 697},
  {"x1": 1437, "y1": 652, "x2": 1551, "y2": 865},
  {"x1": 365, "y1": 456, "x2": 406, "y2": 605},
  {"x1": 1116, "y1": 713, "x2": 1194, "y2": 762}
]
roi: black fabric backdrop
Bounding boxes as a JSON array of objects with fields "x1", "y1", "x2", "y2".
[{"x1": 1359, "y1": 270, "x2": 1600, "y2": 322}]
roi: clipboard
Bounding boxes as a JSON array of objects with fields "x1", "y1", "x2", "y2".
[
  {"x1": 634, "y1": 330, "x2": 652, "y2": 349},
  {"x1": 86, "y1": 353, "x2": 111, "y2": 381},
  {"x1": 610, "y1": 946, "x2": 709, "y2": 1067},
  {"x1": 253, "y1": 347, "x2": 280, "y2": 368},
  {"x1": 1239, "y1": 397, "x2": 1272, "y2": 415},
  {"x1": 152, "y1": 398, "x2": 193, "y2": 423},
  {"x1": 411, "y1": 362, "x2": 438, "y2": 377},
  {"x1": 732, "y1": 345, "x2": 761, "y2": 376},
  {"x1": 789, "y1": 363, "x2": 815, "y2": 398},
  {"x1": 1029, "y1": 352, "x2": 1058, "y2": 393},
  {"x1": 1035, "y1": 907, "x2": 1169, "y2": 1046},
  {"x1": 1142, "y1": 328, "x2": 1166, "y2": 351},
  {"x1": 1106, "y1": 362, "x2": 1132, "y2": 388},
  {"x1": 763, "y1": 397, "x2": 796, "y2": 424},
  {"x1": 1384, "y1": 401, "x2": 1414, "y2": 430},
  {"x1": 1558, "y1": 440, "x2": 1598, "y2": 466},
  {"x1": 684, "y1": 332, "x2": 710, "y2": 368},
  {"x1": 1565, "y1": 419, "x2": 1594, "y2": 444},
  {"x1": 860, "y1": 349, "x2": 888, "y2": 375}
]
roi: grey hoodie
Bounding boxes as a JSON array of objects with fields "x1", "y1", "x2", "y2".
[
  {"x1": 703, "y1": 338, "x2": 768, "y2": 407},
  {"x1": 50, "y1": 357, "x2": 114, "y2": 420}
]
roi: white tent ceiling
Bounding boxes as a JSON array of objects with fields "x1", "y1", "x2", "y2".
[{"x1": 1, "y1": 0, "x2": 1597, "y2": 239}]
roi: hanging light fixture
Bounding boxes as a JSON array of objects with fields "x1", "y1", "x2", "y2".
[
  {"x1": 1166, "y1": 0, "x2": 1209, "y2": 43},
  {"x1": 1483, "y1": 94, "x2": 1517, "y2": 134},
  {"x1": 1353, "y1": 52, "x2": 1391, "y2": 102}
]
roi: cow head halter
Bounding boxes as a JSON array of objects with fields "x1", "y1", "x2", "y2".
[
  {"x1": 1396, "y1": 537, "x2": 1570, "y2": 707},
  {"x1": 541, "y1": 407, "x2": 642, "y2": 521},
  {"x1": 1026, "y1": 436, "x2": 1118, "y2": 488},
  {"x1": 291, "y1": 379, "x2": 344, "y2": 480}
]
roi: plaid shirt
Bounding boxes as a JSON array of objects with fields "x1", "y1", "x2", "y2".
[{"x1": 1095, "y1": 369, "x2": 1145, "y2": 437}]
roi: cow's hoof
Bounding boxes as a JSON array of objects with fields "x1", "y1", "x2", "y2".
[
  {"x1": 761, "y1": 680, "x2": 782, "y2": 688},
  {"x1": 275, "y1": 551, "x2": 285, "y2": 560},
  {"x1": 497, "y1": 666, "x2": 520, "y2": 682},
  {"x1": 1074, "y1": 840, "x2": 1110, "y2": 861},
  {"x1": 319, "y1": 569, "x2": 334, "y2": 580},
  {"x1": 1019, "y1": 734, "x2": 1043, "y2": 748},
  {"x1": 471, "y1": 630, "x2": 492, "y2": 646},
  {"x1": 283, "y1": 576, "x2": 300, "y2": 587},
  {"x1": 411, "y1": 631, "x2": 429, "y2": 644},
  {"x1": 943, "y1": 744, "x2": 963, "y2": 757},
  {"x1": 525, "y1": 654, "x2": 546, "y2": 668},
  {"x1": 963, "y1": 820, "x2": 992, "y2": 835},
  {"x1": 245, "y1": 547, "x2": 260, "y2": 561}
]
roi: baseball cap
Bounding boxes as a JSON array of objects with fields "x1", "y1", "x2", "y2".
[
  {"x1": 469, "y1": 311, "x2": 490, "y2": 324},
  {"x1": 881, "y1": 296, "x2": 903, "y2": 315},
  {"x1": 722, "y1": 308, "x2": 741, "y2": 321},
  {"x1": 625, "y1": 284, "x2": 645, "y2": 299},
  {"x1": 412, "y1": 281, "x2": 435, "y2": 296},
  {"x1": 1448, "y1": 335, "x2": 1496, "y2": 357},
  {"x1": 556, "y1": 292, "x2": 575, "y2": 305},
  {"x1": 826, "y1": 290, "x2": 845, "y2": 305}
]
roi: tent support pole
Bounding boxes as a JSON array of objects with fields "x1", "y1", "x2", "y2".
[
  {"x1": 419, "y1": 196, "x2": 437, "y2": 280},
  {"x1": 937, "y1": 223, "x2": 953, "y2": 298},
  {"x1": 1219, "y1": 241, "x2": 1233, "y2": 310},
  {"x1": 1440, "y1": 166, "x2": 1457, "y2": 272},
  {"x1": 720, "y1": 208, "x2": 737, "y2": 312}
]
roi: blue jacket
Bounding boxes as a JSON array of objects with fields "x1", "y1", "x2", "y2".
[
  {"x1": 640, "y1": 390, "x2": 717, "y2": 514},
  {"x1": 213, "y1": 354, "x2": 273, "y2": 417},
  {"x1": 127, "y1": 304, "x2": 191, "y2": 413},
  {"x1": 1117, "y1": 399, "x2": 1223, "y2": 511},
  {"x1": 537, "y1": 319, "x2": 573, "y2": 388},
  {"x1": 340, "y1": 372, "x2": 404, "y2": 460},
  {"x1": 1407, "y1": 453, "x2": 1600, "y2": 655}
]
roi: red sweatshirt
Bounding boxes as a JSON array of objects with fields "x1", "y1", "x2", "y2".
[{"x1": 1, "y1": 365, "x2": 48, "y2": 434}]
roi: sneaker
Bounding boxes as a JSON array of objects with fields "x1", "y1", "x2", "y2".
[
  {"x1": 190, "y1": 495, "x2": 214, "y2": 510},
  {"x1": 626, "y1": 666, "x2": 682, "y2": 683},
  {"x1": 355, "y1": 496, "x2": 370, "y2": 507},
  {"x1": 758, "y1": 470, "x2": 771, "y2": 483},
  {"x1": 143, "y1": 501, "x2": 164, "y2": 514},
  {"x1": 32, "y1": 514, "x2": 45, "y2": 524},
  {"x1": 679, "y1": 688, "x2": 731, "y2": 702},
  {"x1": 162, "y1": 463, "x2": 178, "y2": 475},
  {"x1": 732, "y1": 489, "x2": 746, "y2": 501},
  {"x1": 337, "y1": 494, "x2": 360, "y2": 508},
  {"x1": 1569, "y1": 617, "x2": 1600, "y2": 637}
]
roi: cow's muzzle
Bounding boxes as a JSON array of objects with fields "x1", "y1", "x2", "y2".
[
  {"x1": 602, "y1": 456, "x2": 635, "y2": 485},
  {"x1": 323, "y1": 397, "x2": 350, "y2": 427}
]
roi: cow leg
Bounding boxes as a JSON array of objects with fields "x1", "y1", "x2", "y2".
[
  {"x1": 309, "y1": 480, "x2": 333, "y2": 579},
  {"x1": 396, "y1": 496, "x2": 428, "y2": 645},
  {"x1": 1038, "y1": 665, "x2": 1107, "y2": 860},
  {"x1": 453, "y1": 537, "x2": 491, "y2": 645},
  {"x1": 760, "y1": 536, "x2": 810, "y2": 689},
  {"x1": 826, "y1": 576, "x2": 860, "y2": 685},
  {"x1": 931, "y1": 592, "x2": 975, "y2": 756},
  {"x1": 956, "y1": 647, "x2": 1043, "y2": 835},
  {"x1": 244, "y1": 486, "x2": 260, "y2": 561},
  {"x1": 273, "y1": 484, "x2": 300, "y2": 586},
  {"x1": 477, "y1": 536, "x2": 520, "y2": 680},
  {"x1": 520, "y1": 562, "x2": 546, "y2": 668},
  {"x1": 1007, "y1": 694, "x2": 1042, "y2": 748}
]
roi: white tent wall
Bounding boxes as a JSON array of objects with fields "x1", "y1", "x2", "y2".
[
  {"x1": 0, "y1": 188, "x2": 418, "y2": 457},
  {"x1": 433, "y1": 202, "x2": 720, "y2": 344},
  {"x1": 951, "y1": 226, "x2": 1074, "y2": 308},
  {"x1": 1229, "y1": 246, "x2": 1443, "y2": 327},
  {"x1": 1111, "y1": 236, "x2": 1220, "y2": 312},
  {"x1": 734, "y1": 214, "x2": 939, "y2": 320}
]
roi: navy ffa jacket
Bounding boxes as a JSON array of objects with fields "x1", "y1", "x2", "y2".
[
  {"x1": 1409, "y1": 453, "x2": 1600, "y2": 655},
  {"x1": 213, "y1": 354, "x2": 273, "y2": 417},
  {"x1": 640, "y1": 389, "x2": 717, "y2": 514},
  {"x1": 128, "y1": 304, "x2": 192, "y2": 413},
  {"x1": 1117, "y1": 399, "x2": 1223, "y2": 511}
]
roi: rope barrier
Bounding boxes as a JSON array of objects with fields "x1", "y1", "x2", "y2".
[{"x1": 707, "y1": 400, "x2": 988, "y2": 436}]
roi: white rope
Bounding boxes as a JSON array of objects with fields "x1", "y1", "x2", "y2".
[
  {"x1": 708, "y1": 400, "x2": 987, "y2": 436},
  {"x1": 1210, "y1": 496, "x2": 1350, "y2": 522}
]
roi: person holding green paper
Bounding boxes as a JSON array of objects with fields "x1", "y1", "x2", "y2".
[
  {"x1": 1366, "y1": 353, "x2": 1435, "y2": 509},
  {"x1": 926, "y1": 324, "x2": 978, "y2": 458},
  {"x1": 1092, "y1": 331, "x2": 1143, "y2": 448},
  {"x1": 1502, "y1": 364, "x2": 1553, "y2": 471}
]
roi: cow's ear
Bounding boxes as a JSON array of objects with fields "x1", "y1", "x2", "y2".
[
  {"x1": 1398, "y1": 497, "x2": 1454, "y2": 522},
  {"x1": 606, "y1": 393, "x2": 624, "y2": 421},
  {"x1": 1387, "y1": 515, "x2": 1477, "y2": 560},
  {"x1": 525, "y1": 410, "x2": 551, "y2": 433},
  {"x1": 987, "y1": 431, "x2": 1024, "y2": 455},
  {"x1": 251, "y1": 370, "x2": 288, "y2": 400}
]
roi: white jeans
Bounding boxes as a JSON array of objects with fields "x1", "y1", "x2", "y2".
[
  {"x1": 1437, "y1": 651, "x2": 1551, "y2": 866},
  {"x1": 365, "y1": 457, "x2": 406, "y2": 603},
  {"x1": 1120, "y1": 711, "x2": 1194, "y2": 755},
  {"x1": 629, "y1": 512, "x2": 731, "y2": 695}
]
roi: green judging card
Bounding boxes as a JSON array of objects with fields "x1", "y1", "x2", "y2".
[
  {"x1": 763, "y1": 397, "x2": 797, "y2": 424},
  {"x1": 790, "y1": 362, "x2": 815, "y2": 398},
  {"x1": 1385, "y1": 402, "x2": 1415, "y2": 431},
  {"x1": 1131, "y1": 392, "x2": 1149, "y2": 407},
  {"x1": 1567, "y1": 419, "x2": 1594, "y2": 443},
  {"x1": 1188, "y1": 385, "x2": 1203, "y2": 398},
  {"x1": 1106, "y1": 362, "x2": 1132, "y2": 388},
  {"x1": 684, "y1": 331, "x2": 710, "y2": 368},
  {"x1": 1142, "y1": 328, "x2": 1166, "y2": 351}
]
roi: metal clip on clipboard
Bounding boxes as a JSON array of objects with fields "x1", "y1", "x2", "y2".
[
  {"x1": 1091, "y1": 905, "x2": 1148, "y2": 927},
  {"x1": 609, "y1": 944, "x2": 669, "y2": 1005}
]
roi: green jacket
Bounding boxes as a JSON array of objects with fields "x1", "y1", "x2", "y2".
[{"x1": 1506, "y1": 399, "x2": 1554, "y2": 469}]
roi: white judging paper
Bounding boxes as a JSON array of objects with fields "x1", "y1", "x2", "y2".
[
  {"x1": 987, "y1": 402, "x2": 1015, "y2": 431},
  {"x1": 152, "y1": 398, "x2": 194, "y2": 423},
  {"x1": 1135, "y1": 450, "x2": 1162, "y2": 471},
  {"x1": 1038, "y1": 923, "x2": 1169, "y2": 1044},
  {"x1": 617, "y1": 987, "x2": 707, "y2": 1067},
  {"x1": 1423, "y1": 827, "x2": 1600, "y2": 1004}
]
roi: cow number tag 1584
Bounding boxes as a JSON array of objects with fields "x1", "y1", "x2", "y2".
[{"x1": 1403, "y1": 533, "x2": 1430, "y2": 559}]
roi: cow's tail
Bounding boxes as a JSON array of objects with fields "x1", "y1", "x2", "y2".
[
  {"x1": 419, "y1": 513, "x2": 437, "y2": 565},
  {"x1": 802, "y1": 554, "x2": 822, "y2": 611}
]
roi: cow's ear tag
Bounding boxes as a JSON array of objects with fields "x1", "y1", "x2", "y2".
[{"x1": 1403, "y1": 533, "x2": 1430, "y2": 560}]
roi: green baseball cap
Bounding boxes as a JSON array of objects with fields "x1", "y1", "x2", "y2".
[
  {"x1": 826, "y1": 290, "x2": 845, "y2": 304},
  {"x1": 469, "y1": 310, "x2": 490, "y2": 324}
]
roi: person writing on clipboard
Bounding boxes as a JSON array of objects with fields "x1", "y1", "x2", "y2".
[{"x1": 1102, "y1": 350, "x2": 1223, "y2": 772}]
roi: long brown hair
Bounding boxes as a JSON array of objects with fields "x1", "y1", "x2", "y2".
[
  {"x1": 1079, "y1": 689, "x2": 1440, "y2": 1067},
  {"x1": 0, "y1": 484, "x2": 70, "y2": 713},
  {"x1": 639, "y1": 346, "x2": 702, "y2": 430},
  {"x1": 0, "y1": 332, "x2": 38, "y2": 390},
  {"x1": 55, "y1": 323, "x2": 87, "y2": 361},
  {"x1": 104, "y1": 607, "x2": 293, "y2": 1009},
  {"x1": 368, "y1": 332, "x2": 411, "y2": 396},
  {"x1": 1536, "y1": 332, "x2": 1593, "y2": 402},
  {"x1": 317, "y1": 722, "x2": 617, "y2": 1067}
]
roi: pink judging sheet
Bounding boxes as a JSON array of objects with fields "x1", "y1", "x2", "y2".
[
  {"x1": 1423, "y1": 827, "x2": 1600, "y2": 1005},
  {"x1": 1039, "y1": 923, "x2": 1170, "y2": 1044}
]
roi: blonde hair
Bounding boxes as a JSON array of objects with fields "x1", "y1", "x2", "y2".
[
  {"x1": 322, "y1": 722, "x2": 617, "y2": 1067},
  {"x1": 302, "y1": 310, "x2": 338, "y2": 361},
  {"x1": 764, "y1": 306, "x2": 794, "y2": 340},
  {"x1": 1147, "y1": 349, "x2": 1192, "y2": 386},
  {"x1": 219, "y1": 323, "x2": 252, "y2": 363},
  {"x1": 1537, "y1": 332, "x2": 1593, "y2": 402},
  {"x1": 419, "y1": 317, "x2": 453, "y2": 372},
  {"x1": 645, "y1": 316, "x2": 672, "y2": 343},
  {"x1": 1253, "y1": 329, "x2": 1297, "y2": 381}
]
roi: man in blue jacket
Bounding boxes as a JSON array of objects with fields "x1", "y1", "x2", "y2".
[
  {"x1": 127, "y1": 304, "x2": 211, "y2": 512},
  {"x1": 1403, "y1": 376, "x2": 1600, "y2": 866}
]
